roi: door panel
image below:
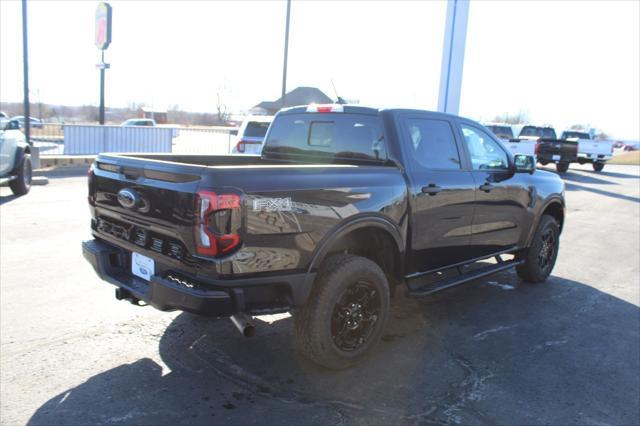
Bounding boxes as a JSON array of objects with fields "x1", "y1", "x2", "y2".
[
  {"x1": 458, "y1": 123, "x2": 529, "y2": 256},
  {"x1": 400, "y1": 115, "x2": 477, "y2": 273}
]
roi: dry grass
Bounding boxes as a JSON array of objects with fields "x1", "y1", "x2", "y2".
[{"x1": 609, "y1": 151, "x2": 640, "y2": 165}]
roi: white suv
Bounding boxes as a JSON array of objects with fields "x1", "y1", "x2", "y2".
[{"x1": 231, "y1": 115, "x2": 274, "y2": 155}]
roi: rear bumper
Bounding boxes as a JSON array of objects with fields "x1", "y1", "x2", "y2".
[
  {"x1": 82, "y1": 239, "x2": 315, "y2": 317},
  {"x1": 577, "y1": 153, "x2": 611, "y2": 162},
  {"x1": 537, "y1": 151, "x2": 577, "y2": 163}
]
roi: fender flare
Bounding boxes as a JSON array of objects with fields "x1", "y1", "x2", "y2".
[
  {"x1": 525, "y1": 196, "x2": 565, "y2": 247},
  {"x1": 306, "y1": 214, "x2": 405, "y2": 274}
]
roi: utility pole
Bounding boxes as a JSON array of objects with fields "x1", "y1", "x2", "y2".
[
  {"x1": 281, "y1": 0, "x2": 291, "y2": 108},
  {"x1": 21, "y1": 0, "x2": 30, "y2": 145}
]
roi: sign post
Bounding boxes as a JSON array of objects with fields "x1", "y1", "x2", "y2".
[{"x1": 95, "y1": 2, "x2": 112, "y2": 125}]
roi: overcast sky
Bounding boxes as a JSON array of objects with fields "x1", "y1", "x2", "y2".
[{"x1": 1, "y1": 0, "x2": 638, "y2": 139}]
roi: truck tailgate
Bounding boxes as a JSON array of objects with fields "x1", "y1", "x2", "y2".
[
  {"x1": 577, "y1": 139, "x2": 613, "y2": 156},
  {"x1": 89, "y1": 155, "x2": 205, "y2": 264}
]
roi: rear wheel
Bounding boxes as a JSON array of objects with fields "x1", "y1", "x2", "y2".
[
  {"x1": 539, "y1": 160, "x2": 549, "y2": 166},
  {"x1": 517, "y1": 215, "x2": 560, "y2": 283},
  {"x1": 292, "y1": 255, "x2": 390, "y2": 369},
  {"x1": 556, "y1": 162, "x2": 569, "y2": 173},
  {"x1": 9, "y1": 154, "x2": 32, "y2": 196},
  {"x1": 593, "y1": 162, "x2": 605, "y2": 172}
]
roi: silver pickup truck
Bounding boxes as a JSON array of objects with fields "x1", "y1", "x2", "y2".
[{"x1": 0, "y1": 120, "x2": 38, "y2": 195}]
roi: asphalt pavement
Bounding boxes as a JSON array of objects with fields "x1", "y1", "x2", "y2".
[{"x1": 1, "y1": 164, "x2": 638, "y2": 426}]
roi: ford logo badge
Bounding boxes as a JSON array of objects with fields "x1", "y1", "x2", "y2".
[{"x1": 117, "y1": 188, "x2": 138, "y2": 209}]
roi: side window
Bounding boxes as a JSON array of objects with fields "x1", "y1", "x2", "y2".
[
  {"x1": 404, "y1": 118, "x2": 461, "y2": 170},
  {"x1": 460, "y1": 125, "x2": 509, "y2": 170}
]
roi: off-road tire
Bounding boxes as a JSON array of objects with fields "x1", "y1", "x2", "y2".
[
  {"x1": 9, "y1": 154, "x2": 32, "y2": 196},
  {"x1": 517, "y1": 215, "x2": 560, "y2": 283},
  {"x1": 556, "y1": 162, "x2": 569, "y2": 173},
  {"x1": 593, "y1": 162, "x2": 605, "y2": 172},
  {"x1": 292, "y1": 255, "x2": 390, "y2": 369}
]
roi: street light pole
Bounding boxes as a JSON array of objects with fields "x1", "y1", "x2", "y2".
[
  {"x1": 21, "y1": 0, "x2": 31, "y2": 145},
  {"x1": 99, "y1": 50, "x2": 105, "y2": 124},
  {"x1": 281, "y1": 0, "x2": 291, "y2": 108}
]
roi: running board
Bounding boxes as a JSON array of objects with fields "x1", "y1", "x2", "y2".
[{"x1": 406, "y1": 259, "x2": 523, "y2": 298}]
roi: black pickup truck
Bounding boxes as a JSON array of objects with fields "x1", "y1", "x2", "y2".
[
  {"x1": 83, "y1": 105, "x2": 565, "y2": 369},
  {"x1": 518, "y1": 125, "x2": 578, "y2": 173}
]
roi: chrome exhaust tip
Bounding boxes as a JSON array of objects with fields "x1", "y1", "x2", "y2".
[{"x1": 230, "y1": 313, "x2": 256, "y2": 337}]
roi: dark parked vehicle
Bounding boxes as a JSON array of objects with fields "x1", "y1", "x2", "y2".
[
  {"x1": 518, "y1": 126, "x2": 577, "y2": 173},
  {"x1": 83, "y1": 105, "x2": 565, "y2": 369}
]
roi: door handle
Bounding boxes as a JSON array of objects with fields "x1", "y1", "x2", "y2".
[
  {"x1": 479, "y1": 183, "x2": 494, "y2": 193},
  {"x1": 422, "y1": 184, "x2": 442, "y2": 196}
]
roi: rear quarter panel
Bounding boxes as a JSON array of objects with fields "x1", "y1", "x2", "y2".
[{"x1": 200, "y1": 165, "x2": 408, "y2": 275}]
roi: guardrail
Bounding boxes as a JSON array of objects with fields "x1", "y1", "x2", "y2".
[{"x1": 30, "y1": 123, "x2": 237, "y2": 156}]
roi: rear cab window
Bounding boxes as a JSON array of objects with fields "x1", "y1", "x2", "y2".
[
  {"x1": 262, "y1": 113, "x2": 387, "y2": 164},
  {"x1": 486, "y1": 125, "x2": 514, "y2": 140},
  {"x1": 519, "y1": 126, "x2": 557, "y2": 139},
  {"x1": 243, "y1": 121, "x2": 271, "y2": 138}
]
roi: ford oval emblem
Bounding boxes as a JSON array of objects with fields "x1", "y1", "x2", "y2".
[{"x1": 117, "y1": 188, "x2": 138, "y2": 209}]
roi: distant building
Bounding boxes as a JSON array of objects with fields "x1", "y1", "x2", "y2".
[
  {"x1": 137, "y1": 107, "x2": 167, "y2": 124},
  {"x1": 250, "y1": 87, "x2": 334, "y2": 115}
]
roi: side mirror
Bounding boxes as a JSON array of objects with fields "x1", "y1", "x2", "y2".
[{"x1": 514, "y1": 154, "x2": 536, "y2": 174}]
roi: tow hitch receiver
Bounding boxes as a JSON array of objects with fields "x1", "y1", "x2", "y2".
[{"x1": 115, "y1": 288, "x2": 144, "y2": 306}]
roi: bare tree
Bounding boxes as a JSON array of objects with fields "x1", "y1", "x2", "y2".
[
  {"x1": 493, "y1": 110, "x2": 529, "y2": 124},
  {"x1": 215, "y1": 90, "x2": 230, "y2": 124}
]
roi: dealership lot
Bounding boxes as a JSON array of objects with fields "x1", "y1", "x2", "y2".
[{"x1": 1, "y1": 164, "x2": 638, "y2": 425}]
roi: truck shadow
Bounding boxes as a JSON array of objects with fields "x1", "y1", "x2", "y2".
[
  {"x1": 565, "y1": 182, "x2": 640, "y2": 203},
  {"x1": 27, "y1": 271, "x2": 640, "y2": 426}
]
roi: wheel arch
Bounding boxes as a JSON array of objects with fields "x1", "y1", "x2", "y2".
[
  {"x1": 526, "y1": 197, "x2": 565, "y2": 247},
  {"x1": 306, "y1": 215, "x2": 406, "y2": 283}
]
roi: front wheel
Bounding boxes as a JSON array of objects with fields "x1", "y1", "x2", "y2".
[
  {"x1": 292, "y1": 255, "x2": 390, "y2": 369},
  {"x1": 556, "y1": 162, "x2": 569, "y2": 173},
  {"x1": 9, "y1": 154, "x2": 32, "y2": 196},
  {"x1": 593, "y1": 162, "x2": 605, "y2": 172},
  {"x1": 517, "y1": 215, "x2": 560, "y2": 283}
]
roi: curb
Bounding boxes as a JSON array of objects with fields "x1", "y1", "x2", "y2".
[{"x1": 38, "y1": 155, "x2": 96, "y2": 169}]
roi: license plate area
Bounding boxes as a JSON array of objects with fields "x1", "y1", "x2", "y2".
[
  {"x1": 552, "y1": 155, "x2": 561, "y2": 161},
  {"x1": 132, "y1": 252, "x2": 155, "y2": 281}
]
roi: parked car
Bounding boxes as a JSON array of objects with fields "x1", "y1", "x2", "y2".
[
  {"x1": 624, "y1": 142, "x2": 639, "y2": 152},
  {"x1": 560, "y1": 130, "x2": 613, "y2": 172},
  {"x1": 11, "y1": 115, "x2": 44, "y2": 129},
  {"x1": 0, "y1": 112, "x2": 9, "y2": 130},
  {"x1": 517, "y1": 125, "x2": 577, "y2": 173},
  {"x1": 613, "y1": 141, "x2": 625, "y2": 149},
  {"x1": 231, "y1": 115, "x2": 274, "y2": 155},
  {"x1": 83, "y1": 105, "x2": 565, "y2": 369},
  {"x1": 121, "y1": 118, "x2": 156, "y2": 127},
  {"x1": 0, "y1": 120, "x2": 34, "y2": 195}
]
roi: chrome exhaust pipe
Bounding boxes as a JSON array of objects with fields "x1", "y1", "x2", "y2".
[{"x1": 230, "y1": 313, "x2": 256, "y2": 337}]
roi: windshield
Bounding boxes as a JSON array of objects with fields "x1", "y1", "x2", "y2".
[{"x1": 519, "y1": 126, "x2": 557, "y2": 139}]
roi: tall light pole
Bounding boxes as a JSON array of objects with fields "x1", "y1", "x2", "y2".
[
  {"x1": 21, "y1": 0, "x2": 30, "y2": 145},
  {"x1": 281, "y1": 0, "x2": 291, "y2": 108},
  {"x1": 437, "y1": 0, "x2": 470, "y2": 115}
]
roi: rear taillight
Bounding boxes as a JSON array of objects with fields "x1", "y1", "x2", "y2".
[
  {"x1": 235, "y1": 140, "x2": 246, "y2": 153},
  {"x1": 194, "y1": 191, "x2": 242, "y2": 257},
  {"x1": 534, "y1": 142, "x2": 540, "y2": 155}
]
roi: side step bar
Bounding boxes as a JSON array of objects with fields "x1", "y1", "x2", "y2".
[{"x1": 406, "y1": 257, "x2": 523, "y2": 298}]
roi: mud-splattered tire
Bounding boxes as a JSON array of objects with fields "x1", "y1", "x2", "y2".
[
  {"x1": 517, "y1": 215, "x2": 560, "y2": 283},
  {"x1": 292, "y1": 255, "x2": 390, "y2": 369}
]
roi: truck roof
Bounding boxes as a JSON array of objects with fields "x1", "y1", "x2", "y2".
[{"x1": 277, "y1": 104, "x2": 463, "y2": 120}]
